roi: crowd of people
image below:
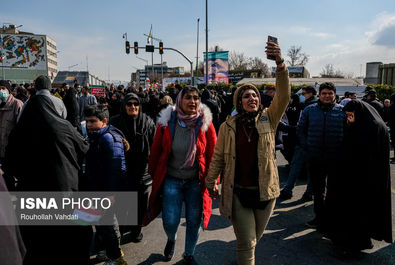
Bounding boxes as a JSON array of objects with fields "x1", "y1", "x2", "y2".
[{"x1": 0, "y1": 40, "x2": 393, "y2": 265}]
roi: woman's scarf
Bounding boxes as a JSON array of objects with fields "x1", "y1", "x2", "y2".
[{"x1": 175, "y1": 91, "x2": 204, "y2": 168}]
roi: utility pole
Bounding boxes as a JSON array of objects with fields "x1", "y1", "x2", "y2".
[
  {"x1": 161, "y1": 54, "x2": 163, "y2": 86},
  {"x1": 144, "y1": 31, "x2": 163, "y2": 84}
]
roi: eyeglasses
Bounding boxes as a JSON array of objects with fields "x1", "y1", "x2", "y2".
[{"x1": 126, "y1": 102, "x2": 139, "y2": 107}]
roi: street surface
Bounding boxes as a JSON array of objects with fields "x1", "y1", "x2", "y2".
[{"x1": 92, "y1": 151, "x2": 395, "y2": 265}]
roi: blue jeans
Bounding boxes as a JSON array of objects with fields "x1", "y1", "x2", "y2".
[
  {"x1": 283, "y1": 146, "x2": 312, "y2": 195},
  {"x1": 162, "y1": 176, "x2": 203, "y2": 256}
]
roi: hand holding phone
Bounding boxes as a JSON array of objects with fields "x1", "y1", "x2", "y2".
[{"x1": 266, "y1": 35, "x2": 279, "y2": 61}]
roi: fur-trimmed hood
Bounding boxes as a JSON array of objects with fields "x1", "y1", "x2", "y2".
[{"x1": 157, "y1": 103, "x2": 213, "y2": 132}]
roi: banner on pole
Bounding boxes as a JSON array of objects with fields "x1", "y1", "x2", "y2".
[{"x1": 203, "y1": 51, "x2": 229, "y2": 84}]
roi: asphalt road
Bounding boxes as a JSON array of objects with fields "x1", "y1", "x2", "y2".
[{"x1": 93, "y1": 151, "x2": 395, "y2": 265}]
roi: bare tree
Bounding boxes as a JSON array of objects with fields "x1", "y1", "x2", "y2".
[
  {"x1": 344, "y1": 72, "x2": 355, "y2": 79},
  {"x1": 287, "y1": 46, "x2": 309, "y2": 66},
  {"x1": 320, "y1": 64, "x2": 345, "y2": 78},
  {"x1": 248, "y1": 57, "x2": 270, "y2": 77},
  {"x1": 228, "y1": 51, "x2": 249, "y2": 71},
  {"x1": 197, "y1": 61, "x2": 205, "y2": 76},
  {"x1": 320, "y1": 64, "x2": 335, "y2": 77}
]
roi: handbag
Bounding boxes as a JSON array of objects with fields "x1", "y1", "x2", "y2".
[{"x1": 234, "y1": 186, "x2": 270, "y2": 209}]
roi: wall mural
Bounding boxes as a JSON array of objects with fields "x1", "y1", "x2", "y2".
[{"x1": 0, "y1": 34, "x2": 46, "y2": 70}]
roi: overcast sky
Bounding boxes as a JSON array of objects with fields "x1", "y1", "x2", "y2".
[{"x1": 2, "y1": 0, "x2": 395, "y2": 81}]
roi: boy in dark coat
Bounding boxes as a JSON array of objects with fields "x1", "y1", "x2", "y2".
[{"x1": 84, "y1": 104, "x2": 129, "y2": 265}]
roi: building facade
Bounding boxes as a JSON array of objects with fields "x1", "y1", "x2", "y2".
[
  {"x1": 52, "y1": 71, "x2": 106, "y2": 88},
  {"x1": 364, "y1": 62, "x2": 382, "y2": 84},
  {"x1": 0, "y1": 24, "x2": 58, "y2": 83},
  {"x1": 378, "y1": 63, "x2": 395, "y2": 86}
]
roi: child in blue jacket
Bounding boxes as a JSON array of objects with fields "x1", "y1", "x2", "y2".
[{"x1": 84, "y1": 104, "x2": 129, "y2": 265}]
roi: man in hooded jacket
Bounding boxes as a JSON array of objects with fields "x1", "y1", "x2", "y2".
[{"x1": 110, "y1": 93, "x2": 156, "y2": 242}]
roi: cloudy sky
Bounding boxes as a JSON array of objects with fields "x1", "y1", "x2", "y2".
[{"x1": 2, "y1": 0, "x2": 395, "y2": 81}]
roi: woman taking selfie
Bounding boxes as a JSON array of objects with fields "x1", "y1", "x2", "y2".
[
  {"x1": 143, "y1": 87, "x2": 216, "y2": 264},
  {"x1": 205, "y1": 40, "x2": 290, "y2": 265}
]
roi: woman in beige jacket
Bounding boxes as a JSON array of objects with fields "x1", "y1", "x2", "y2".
[{"x1": 205, "y1": 41, "x2": 290, "y2": 265}]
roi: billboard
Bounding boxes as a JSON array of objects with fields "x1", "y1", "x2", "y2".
[
  {"x1": 204, "y1": 51, "x2": 229, "y2": 84},
  {"x1": 0, "y1": 34, "x2": 47, "y2": 70}
]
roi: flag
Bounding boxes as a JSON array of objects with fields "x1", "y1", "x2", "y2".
[
  {"x1": 147, "y1": 25, "x2": 152, "y2": 44},
  {"x1": 72, "y1": 207, "x2": 103, "y2": 225}
]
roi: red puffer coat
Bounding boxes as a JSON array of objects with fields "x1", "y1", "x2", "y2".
[{"x1": 143, "y1": 104, "x2": 217, "y2": 229}]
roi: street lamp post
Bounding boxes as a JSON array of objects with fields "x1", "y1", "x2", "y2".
[
  {"x1": 196, "y1": 18, "x2": 200, "y2": 79},
  {"x1": 136, "y1": 56, "x2": 149, "y2": 84},
  {"x1": 68, "y1": 64, "x2": 79, "y2": 71}
]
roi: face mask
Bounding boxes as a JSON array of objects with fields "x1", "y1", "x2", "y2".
[
  {"x1": 0, "y1": 90, "x2": 9, "y2": 103},
  {"x1": 299, "y1": 94, "x2": 306, "y2": 103}
]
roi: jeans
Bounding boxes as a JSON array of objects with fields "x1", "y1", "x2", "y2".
[
  {"x1": 232, "y1": 195, "x2": 276, "y2": 265},
  {"x1": 162, "y1": 176, "x2": 203, "y2": 256},
  {"x1": 282, "y1": 146, "x2": 312, "y2": 195}
]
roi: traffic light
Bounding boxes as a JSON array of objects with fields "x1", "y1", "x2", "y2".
[
  {"x1": 125, "y1": 41, "x2": 130, "y2": 54},
  {"x1": 134, "y1": 42, "x2": 138, "y2": 54},
  {"x1": 159, "y1": 42, "x2": 163, "y2": 54}
]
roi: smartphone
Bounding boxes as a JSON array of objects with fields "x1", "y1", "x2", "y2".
[{"x1": 267, "y1": 35, "x2": 278, "y2": 60}]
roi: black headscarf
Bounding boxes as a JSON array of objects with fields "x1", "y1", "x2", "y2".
[
  {"x1": 120, "y1": 93, "x2": 145, "y2": 138},
  {"x1": 109, "y1": 93, "x2": 156, "y2": 185},
  {"x1": 343, "y1": 99, "x2": 386, "y2": 133},
  {"x1": 63, "y1": 86, "x2": 81, "y2": 129},
  {"x1": 327, "y1": 99, "x2": 392, "y2": 245},
  {"x1": 4, "y1": 95, "x2": 88, "y2": 191}
]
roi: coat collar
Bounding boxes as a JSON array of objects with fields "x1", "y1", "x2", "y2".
[
  {"x1": 225, "y1": 110, "x2": 269, "y2": 131},
  {"x1": 157, "y1": 103, "x2": 213, "y2": 132}
]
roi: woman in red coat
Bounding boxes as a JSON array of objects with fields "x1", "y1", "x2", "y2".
[{"x1": 143, "y1": 87, "x2": 217, "y2": 264}]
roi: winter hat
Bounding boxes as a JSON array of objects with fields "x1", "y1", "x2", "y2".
[
  {"x1": 0, "y1": 80, "x2": 11, "y2": 92},
  {"x1": 34, "y1": 75, "x2": 51, "y2": 90},
  {"x1": 233, "y1": 83, "x2": 261, "y2": 113}
]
